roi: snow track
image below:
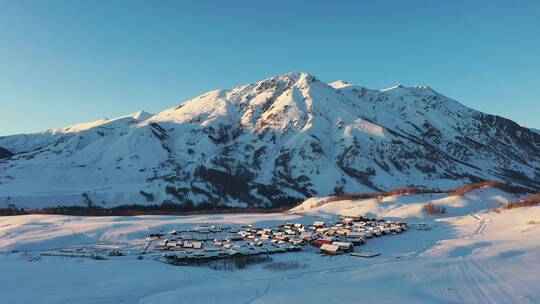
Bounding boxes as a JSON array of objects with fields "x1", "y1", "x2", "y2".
[
  {"x1": 464, "y1": 213, "x2": 488, "y2": 239},
  {"x1": 450, "y1": 259, "x2": 532, "y2": 304}
]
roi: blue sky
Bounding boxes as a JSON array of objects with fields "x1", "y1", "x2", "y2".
[{"x1": 1, "y1": 0, "x2": 539, "y2": 135}]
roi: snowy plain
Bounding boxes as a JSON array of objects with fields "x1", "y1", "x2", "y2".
[{"x1": 1, "y1": 188, "x2": 539, "y2": 304}]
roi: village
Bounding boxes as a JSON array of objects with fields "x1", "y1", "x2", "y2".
[{"x1": 151, "y1": 216, "x2": 407, "y2": 265}]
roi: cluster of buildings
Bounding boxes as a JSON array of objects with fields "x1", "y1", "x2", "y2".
[{"x1": 151, "y1": 216, "x2": 406, "y2": 264}]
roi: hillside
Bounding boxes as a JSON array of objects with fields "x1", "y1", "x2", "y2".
[
  {"x1": 1, "y1": 72, "x2": 539, "y2": 209},
  {"x1": 290, "y1": 185, "x2": 520, "y2": 219}
]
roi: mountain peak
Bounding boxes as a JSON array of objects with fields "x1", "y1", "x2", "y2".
[
  {"x1": 130, "y1": 110, "x2": 153, "y2": 120},
  {"x1": 283, "y1": 71, "x2": 311, "y2": 78},
  {"x1": 259, "y1": 72, "x2": 322, "y2": 85},
  {"x1": 329, "y1": 80, "x2": 351, "y2": 89}
]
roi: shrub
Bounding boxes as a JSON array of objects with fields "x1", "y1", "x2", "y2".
[
  {"x1": 81, "y1": 192, "x2": 94, "y2": 208},
  {"x1": 108, "y1": 250, "x2": 125, "y2": 257},
  {"x1": 490, "y1": 207, "x2": 500, "y2": 213},
  {"x1": 502, "y1": 193, "x2": 540, "y2": 210},
  {"x1": 207, "y1": 255, "x2": 273, "y2": 271},
  {"x1": 0, "y1": 203, "x2": 290, "y2": 216},
  {"x1": 139, "y1": 191, "x2": 154, "y2": 202},
  {"x1": 263, "y1": 261, "x2": 307, "y2": 271},
  {"x1": 327, "y1": 187, "x2": 441, "y2": 203},
  {"x1": 423, "y1": 201, "x2": 446, "y2": 215},
  {"x1": 527, "y1": 220, "x2": 536, "y2": 225},
  {"x1": 449, "y1": 181, "x2": 527, "y2": 196},
  {"x1": 90, "y1": 254, "x2": 106, "y2": 260}
]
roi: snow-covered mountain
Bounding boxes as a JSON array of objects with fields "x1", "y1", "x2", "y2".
[{"x1": 1, "y1": 72, "x2": 539, "y2": 209}]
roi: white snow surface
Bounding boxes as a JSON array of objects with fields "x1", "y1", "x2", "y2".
[{"x1": 1, "y1": 189, "x2": 539, "y2": 303}]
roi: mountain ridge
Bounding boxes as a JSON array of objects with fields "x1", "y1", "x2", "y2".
[{"x1": 1, "y1": 72, "x2": 539, "y2": 209}]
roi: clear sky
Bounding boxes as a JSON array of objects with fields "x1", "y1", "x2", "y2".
[{"x1": 1, "y1": 0, "x2": 539, "y2": 136}]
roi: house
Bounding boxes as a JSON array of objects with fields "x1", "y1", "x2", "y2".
[
  {"x1": 342, "y1": 218, "x2": 354, "y2": 225},
  {"x1": 391, "y1": 226, "x2": 402, "y2": 233},
  {"x1": 314, "y1": 237, "x2": 333, "y2": 247},
  {"x1": 347, "y1": 231, "x2": 364, "y2": 238},
  {"x1": 191, "y1": 251, "x2": 205, "y2": 257},
  {"x1": 316, "y1": 228, "x2": 329, "y2": 234},
  {"x1": 180, "y1": 234, "x2": 194, "y2": 240},
  {"x1": 165, "y1": 242, "x2": 176, "y2": 249},
  {"x1": 198, "y1": 227, "x2": 210, "y2": 234},
  {"x1": 226, "y1": 249, "x2": 240, "y2": 256},
  {"x1": 209, "y1": 226, "x2": 222, "y2": 233},
  {"x1": 320, "y1": 244, "x2": 340, "y2": 255},
  {"x1": 290, "y1": 238, "x2": 305, "y2": 245},
  {"x1": 195, "y1": 235, "x2": 209, "y2": 241},
  {"x1": 300, "y1": 232, "x2": 315, "y2": 241},
  {"x1": 353, "y1": 222, "x2": 366, "y2": 228},
  {"x1": 312, "y1": 221, "x2": 325, "y2": 228},
  {"x1": 346, "y1": 237, "x2": 365, "y2": 245},
  {"x1": 228, "y1": 235, "x2": 243, "y2": 241},
  {"x1": 274, "y1": 235, "x2": 289, "y2": 242},
  {"x1": 332, "y1": 241, "x2": 353, "y2": 252},
  {"x1": 326, "y1": 228, "x2": 337, "y2": 236},
  {"x1": 337, "y1": 229, "x2": 349, "y2": 236}
]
